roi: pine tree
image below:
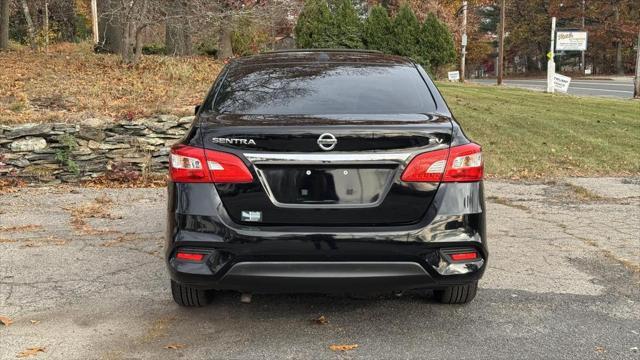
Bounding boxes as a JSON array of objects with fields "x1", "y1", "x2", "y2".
[
  {"x1": 332, "y1": 0, "x2": 364, "y2": 49},
  {"x1": 294, "y1": 0, "x2": 335, "y2": 48},
  {"x1": 363, "y1": 5, "x2": 393, "y2": 52},
  {"x1": 391, "y1": 5, "x2": 421, "y2": 60},
  {"x1": 419, "y1": 13, "x2": 456, "y2": 73}
]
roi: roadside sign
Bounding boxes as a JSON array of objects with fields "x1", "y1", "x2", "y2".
[
  {"x1": 461, "y1": 34, "x2": 468, "y2": 46},
  {"x1": 553, "y1": 73, "x2": 571, "y2": 93},
  {"x1": 547, "y1": 51, "x2": 553, "y2": 60},
  {"x1": 448, "y1": 71, "x2": 460, "y2": 81},
  {"x1": 556, "y1": 31, "x2": 588, "y2": 51}
]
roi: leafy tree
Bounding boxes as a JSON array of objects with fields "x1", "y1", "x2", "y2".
[
  {"x1": 391, "y1": 5, "x2": 421, "y2": 61},
  {"x1": 294, "y1": 0, "x2": 335, "y2": 48},
  {"x1": 363, "y1": 5, "x2": 393, "y2": 52},
  {"x1": 331, "y1": 0, "x2": 363, "y2": 48},
  {"x1": 419, "y1": 13, "x2": 456, "y2": 73}
]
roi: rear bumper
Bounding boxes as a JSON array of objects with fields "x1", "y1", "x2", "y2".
[{"x1": 165, "y1": 182, "x2": 487, "y2": 293}]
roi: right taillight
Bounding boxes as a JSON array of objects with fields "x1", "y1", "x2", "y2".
[
  {"x1": 401, "y1": 143, "x2": 483, "y2": 183},
  {"x1": 169, "y1": 145, "x2": 253, "y2": 183}
]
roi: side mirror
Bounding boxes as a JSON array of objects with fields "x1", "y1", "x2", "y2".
[{"x1": 194, "y1": 105, "x2": 201, "y2": 115}]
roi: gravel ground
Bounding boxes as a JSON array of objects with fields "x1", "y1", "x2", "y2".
[{"x1": 0, "y1": 178, "x2": 639, "y2": 359}]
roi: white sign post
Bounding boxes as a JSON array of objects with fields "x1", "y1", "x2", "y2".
[
  {"x1": 553, "y1": 73, "x2": 572, "y2": 93},
  {"x1": 546, "y1": 17, "x2": 556, "y2": 93},
  {"x1": 448, "y1": 71, "x2": 460, "y2": 82},
  {"x1": 556, "y1": 31, "x2": 588, "y2": 51}
]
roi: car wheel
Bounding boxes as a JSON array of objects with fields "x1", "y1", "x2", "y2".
[
  {"x1": 170, "y1": 280, "x2": 214, "y2": 307},
  {"x1": 434, "y1": 281, "x2": 478, "y2": 304}
]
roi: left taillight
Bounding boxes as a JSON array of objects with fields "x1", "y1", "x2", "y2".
[{"x1": 169, "y1": 145, "x2": 253, "y2": 183}]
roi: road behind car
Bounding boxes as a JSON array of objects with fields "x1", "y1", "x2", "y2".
[{"x1": 0, "y1": 178, "x2": 639, "y2": 359}]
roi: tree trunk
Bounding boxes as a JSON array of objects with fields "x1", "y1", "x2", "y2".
[
  {"x1": 614, "y1": 6, "x2": 624, "y2": 75},
  {"x1": 44, "y1": 1, "x2": 49, "y2": 51},
  {"x1": 97, "y1": 0, "x2": 122, "y2": 53},
  {"x1": 218, "y1": 24, "x2": 233, "y2": 59},
  {"x1": 166, "y1": 1, "x2": 192, "y2": 56},
  {"x1": 634, "y1": 31, "x2": 640, "y2": 98},
  {"x1": 91, "y1": 0, "x2": 99, "y2": 43},
  {"x1": 0, "y1": 0, "x2": 9, "y2": 50},
  {"x1": 19, "y1": 0, "x2": 36, "y2": 49}
]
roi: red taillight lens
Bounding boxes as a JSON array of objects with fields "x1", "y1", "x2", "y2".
[
  {"x1": 204, "y1": 150, "x2": 254, "y2": 183},
  {"x1": 449, "y1": 251, "x2": 479, "y2": 261},
  {"x1": 169, "y1": 145, "x2": 210, "y2": 183},
  {"x1": 176, "y1": 252, "x2": 205, "y2": 262},
  {"x1": 443, "y1": 143, "x2": 483, "y2": 182},
  {"x1": 169, "y1": 145, "x2": 253, "y2": 183},
  {"x1": 400, "y1": 149, "x2": 449, "y2": 182},
  {"x1": 401, "y1": 143, "x2": 483, "y2": 183}
]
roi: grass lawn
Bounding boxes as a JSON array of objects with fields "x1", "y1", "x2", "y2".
[{"x1": 438, "y1": 82, "x2": 640, "y2": 178}]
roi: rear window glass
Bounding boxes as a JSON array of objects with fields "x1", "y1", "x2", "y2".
[{"x1": 212, "y1": 64, "x2": 437, "y2": 115}]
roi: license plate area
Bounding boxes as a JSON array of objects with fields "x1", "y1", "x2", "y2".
[{"x1": 256, "y1": 164, "x2": 397, "y2": 208}]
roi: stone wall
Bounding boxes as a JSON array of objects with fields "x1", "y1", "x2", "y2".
[{"x1": 0, "y1": 115, "x2": 193, "y2": 183}]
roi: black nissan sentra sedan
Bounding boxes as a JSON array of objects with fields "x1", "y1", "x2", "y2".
[{"x1": 166, "y1": 50, "x2": 487, "y2": 306}]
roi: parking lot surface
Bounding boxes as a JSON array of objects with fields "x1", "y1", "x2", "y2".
[{"x1": 0, "y1": 178, "x2": 639, "y2": 359}]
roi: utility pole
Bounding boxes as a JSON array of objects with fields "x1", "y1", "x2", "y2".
[
  {"x1": 497, "y1": 0, "x2": 506, "y2": 85},
  {"x1": 547, "y1": 17, "x2": 556, "y2": 93},
  {"x1": 580, "y1": 0, "x2": 585, "y2": 73},
  {"x1": 91, "y1": 0, "x2": 99, "y2": 44},
  {"x1": 634, "y1": 31, "x2": 639, "y2": 99},
  {"x1": 460, "y1": 1, "x2": 468, "y2": 83}
]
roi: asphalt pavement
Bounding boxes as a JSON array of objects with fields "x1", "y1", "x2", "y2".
[
  {"x1": 471, "y1": 78, "x2": 636, "y2": 98},
  {"x1": 0, "y1": 178, "x2": 639, "y2": 359}
]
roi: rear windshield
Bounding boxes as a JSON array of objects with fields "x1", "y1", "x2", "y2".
[{"x1": 212, "y1": 64, "x2": 437, "y2": 115}]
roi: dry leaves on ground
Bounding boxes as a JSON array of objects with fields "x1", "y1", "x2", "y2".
[
  {"x1": 0, "y1": 315, "x2": 13, "y2": 326},
  {"x1": 595, "y1": 346, "x2": 606, "y2": 353},
  {"x1": 311, "y1": 315, "x2": 328, "y2": 325},
  {"x1": 329, "y1": 344, "x2": 358, "y2": 352},
  {"x1": 0, "y1": 225, "x2": 43, "y2": 233},
  {"x1": 164, "y1": 343, "x2": 186, "y2": 350},
  {"x1": 16, "y1": 347, "x2": 46, "y2": 358},
  {"x1": 30, "y1": 320, "x2": 40, "y2": 325}
]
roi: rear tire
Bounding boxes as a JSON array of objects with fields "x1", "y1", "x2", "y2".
[
  {"x1": 434, "y1": 281, "x2": 478, "y2": 304},
  {"x1": 170, "y1": 280, "x2": 214, "y2": 307}
]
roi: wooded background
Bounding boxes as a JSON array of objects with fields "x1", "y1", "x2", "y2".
[{"x1": 0, "y1": 0, "x2": 638, "y2": 76}]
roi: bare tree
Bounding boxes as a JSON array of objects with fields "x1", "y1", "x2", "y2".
[
  {"x1": 166, "y1": 0, "x2": 192, "y2": 55},
  {"x1": 19, "y1": 0, "x2": 36, "y2": 49},
  {"x1": 0, "y1": 0, "x2": 9, "y2": 50}
]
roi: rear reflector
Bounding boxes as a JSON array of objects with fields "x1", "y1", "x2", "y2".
[
  {"x1": 449, "y1": 252, "x2": 479, "y2": 261},
  {"x1": 401, "y1": 143, "x2": 483, "y2": 183},
  {"x1": 176, "y1": 252, "x2": 205, "y2": 262},
  {"x1": 169, "y1": 145, "x2": 253, "y2": 183}
]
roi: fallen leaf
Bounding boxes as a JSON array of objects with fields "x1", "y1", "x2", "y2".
[
  {"x1": 30, "y1": 320, "x2": 40, "y2": 325},
  {"x1": 164, "y1": 343, "x2": 186, "y2": 350},
  {"x1": 16, "y1": 347, "x2": 46, "y2": 358},
  {"x1": 329, "y1": 344, "x2": 358, "y2": 352},
  {"x1": 595, "y1": 346, "x2": 605, "y2": 353},
  {"x1": 0, "y1": 315, "x2": 13, "y2": 326},
  {"x1": 311, "y1": 315, "x2": 328, "y2": 325}
]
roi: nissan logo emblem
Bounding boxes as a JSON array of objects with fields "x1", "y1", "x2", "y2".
[{"x1": 317, "y1": 133, "x2": 337, "y2": 151}]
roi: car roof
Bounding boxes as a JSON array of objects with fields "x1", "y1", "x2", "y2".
[{"x1": 230, "y1": 49, "x2": 415, "y2": 67}]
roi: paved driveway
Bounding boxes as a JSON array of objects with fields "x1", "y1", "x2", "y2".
[
  {"x1": 471, "y1": 78, "x2": 635, "y2": 98},
  {"x1": 0, "y1": 178, "x2": 639, "y2": 359}
]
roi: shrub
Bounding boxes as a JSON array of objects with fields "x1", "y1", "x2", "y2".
[
  {"x1": 231, "y1": 17, "x2": 272, "y2": 56},
  {"x1": 331, "y1": 0, "x2": 364, "y2": 49},
  {"x1": 295, "y1": 0, "x2": 335, "y2": 48},
  {"x1": 420, "y1": 13, "x2": 457, "y2": 74},
  {"x1": 391, "y1": 5, "x2": 421, "y2": 61},
  {"x1": 363, "y1": 5, "x2": 393, "y2": 53}
]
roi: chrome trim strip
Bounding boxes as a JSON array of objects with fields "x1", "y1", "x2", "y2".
[{"x1": 244, "y1": 152, "x2": 413, "y2": 164}]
